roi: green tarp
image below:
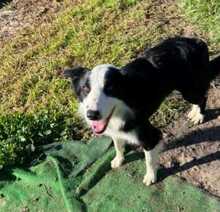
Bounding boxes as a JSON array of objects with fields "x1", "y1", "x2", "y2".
[{"x1": 0, "y1": 137, "x2": 219, "y2": 211}]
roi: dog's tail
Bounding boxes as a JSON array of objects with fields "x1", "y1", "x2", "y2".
[{"x1": 209, "y1": 55, "x2": 220, "y2": 80}]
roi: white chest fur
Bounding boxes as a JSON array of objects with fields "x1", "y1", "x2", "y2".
[{"x1": 105, "y1": 115, "x2": 140, "y2": 145}]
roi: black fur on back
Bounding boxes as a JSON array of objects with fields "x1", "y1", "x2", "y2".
[{"x1": 104, "y1": 37, "x2": 220, "y2": 150}]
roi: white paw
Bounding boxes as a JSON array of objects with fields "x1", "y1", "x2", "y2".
[
  {"x1": 187, "y1": 109, "x2": 195, "y2": 119},
  {"x1": 143, "y1": 173, "x2": 157, "y2": 186},
  {"x1": 188, "y1": 111, "x2": 204, "y2": 125},
  {"x1": 190, "y1": 113, "x2": 204, "y2": 125},
  {"x1": 111, "y1": 156, "x2": 124, "y2": 169},
  {"x1": 187, "y1": 105, "x2": 204, "y2": 125}
]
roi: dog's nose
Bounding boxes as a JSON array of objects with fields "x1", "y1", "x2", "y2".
[{"x1": 87, "y1": 110, "x2": 101, "y2": 120}]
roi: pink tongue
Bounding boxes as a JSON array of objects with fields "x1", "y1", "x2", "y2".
[{"x1": 91, "y1": 120, "x2": 106, "y2": 133}]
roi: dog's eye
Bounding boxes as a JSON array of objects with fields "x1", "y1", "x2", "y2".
[{"x1": 82, "y1": 85, "x2": 90, "y2": 94}]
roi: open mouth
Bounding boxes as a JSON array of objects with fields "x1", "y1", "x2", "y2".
[{"x1": 90, "y1": 107, "x2": 115, "y2": 134}]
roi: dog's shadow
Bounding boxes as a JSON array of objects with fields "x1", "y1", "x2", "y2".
[
  {"x1": 204, "y1": 108, "x2": 220, "y2": 122},
  {"x1": 157, "y1": 151, "x2": 220, "y2": 183},
  {"x1": 158, "y1": 123, "x2": 220, "y2": 182},
  {"x1": 124, "y1": 122, "x2": 220, "y2": 183}
]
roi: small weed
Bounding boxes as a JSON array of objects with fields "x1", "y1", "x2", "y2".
[{"x1": 0, "y1": 110, "x2": 89, "y2": 167}]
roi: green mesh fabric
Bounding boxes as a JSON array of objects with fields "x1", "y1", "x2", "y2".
[{"x1": 0, "y1": 137, "x2": 219, "y2": 212}]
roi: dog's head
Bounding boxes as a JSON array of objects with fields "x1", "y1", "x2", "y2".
[{"x1": 64, "y1": 64, "x2": 125, "y2": 134}]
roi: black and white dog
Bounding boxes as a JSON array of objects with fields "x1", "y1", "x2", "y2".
[{"x1": 64, "y1": 37, "x2": 220, "y2": 186}]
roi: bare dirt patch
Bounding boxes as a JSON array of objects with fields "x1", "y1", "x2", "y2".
[
  {"x1": 0, "y1": 0, "x2": 68, "y2": 44},
  {"x1": 160, "y1": 84, "x2": 220, "y2": 198}
]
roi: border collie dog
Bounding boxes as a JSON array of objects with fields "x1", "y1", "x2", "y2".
[{"x1": 64, "y1": 37, "x2": 220, "y2": 186}]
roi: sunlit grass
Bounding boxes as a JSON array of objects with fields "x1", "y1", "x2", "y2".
[
  {"x1": 181, "y1": 0, "x2": 220, "y2": 53},
  {"x1": 0, "y1": 0, "x2": 214, "y2": 167}
]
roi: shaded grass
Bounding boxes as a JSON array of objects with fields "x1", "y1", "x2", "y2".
[{"x1": 0, "y1": 0, "x2": 213, "y2": 167}]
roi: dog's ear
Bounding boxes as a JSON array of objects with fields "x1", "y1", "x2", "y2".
[
  {"x1": 63, "y1": 66, "x2": 90, "y2": 98},
  {"x1": 64, "y1": 66, "x2": 90, "y2": 88},
  {"x1": 63, "y1": 66, "x2": 89, "y2": 83}
]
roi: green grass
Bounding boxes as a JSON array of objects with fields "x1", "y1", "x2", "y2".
[
  {"x1": 0, "y1": 0, "x2": 219, "y2": 168},
  {"x1": 181, "y1": 0, "x2": 220, "y2": 53}
]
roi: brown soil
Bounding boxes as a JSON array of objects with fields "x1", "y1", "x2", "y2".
[
  {"x1": 0, "y1": 0, "x2": 66, "y2": 44},
  {"x1": 160, "y1": 84, "x2": 220, "y2": 198}
]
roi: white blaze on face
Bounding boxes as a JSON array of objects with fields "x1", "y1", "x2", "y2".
[{"x1": 81, "y1": 64, "x2": 119, "y2": 134}]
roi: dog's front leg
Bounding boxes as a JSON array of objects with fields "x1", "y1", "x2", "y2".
[
  {"x1": 111, "y1": 138, "x2": 125, "y2": 169},
  {"x1": 143, "y1": 146, "x2": 159, "y2": 186}
]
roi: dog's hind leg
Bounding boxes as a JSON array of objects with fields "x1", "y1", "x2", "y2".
[
  {"x1": 111, "y1": 138, "x2": 125, "y2": 169},
  {"x1": 186, "y1": 91, "x2": 207, "y2": 125},
  {"x1": 179, "y1": 84, "x2": 208, "y2": 125},
  {"x1": 187, "y1": 103, "x2": 205, "y2": 125}
]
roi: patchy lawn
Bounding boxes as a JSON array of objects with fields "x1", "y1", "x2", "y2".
[{"x1": 0, "y1": 0, "x2": 219, "y2": 168}]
